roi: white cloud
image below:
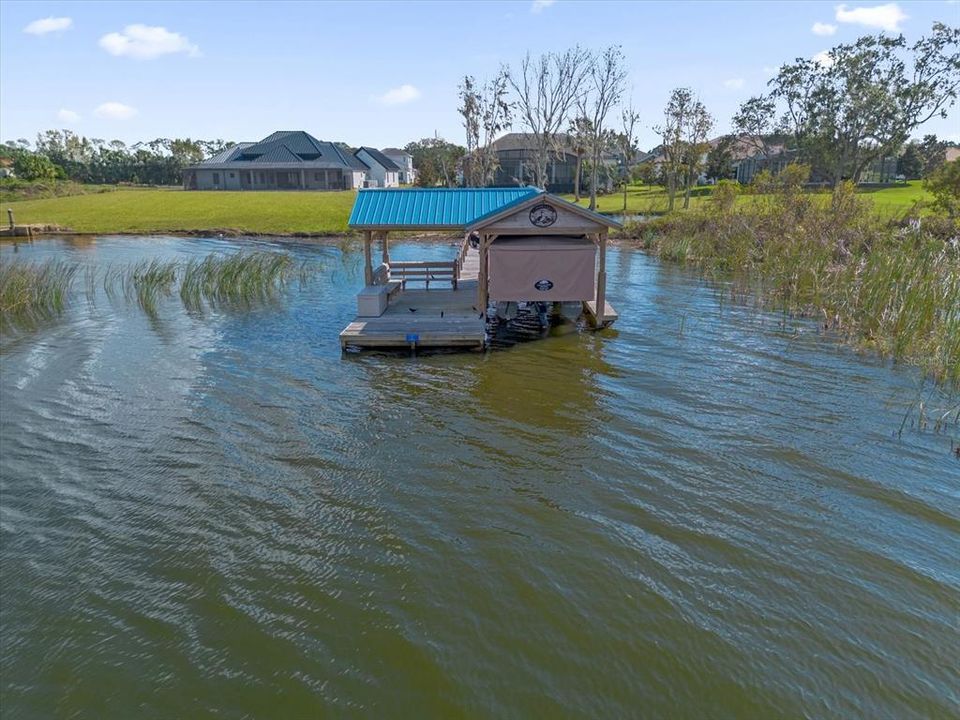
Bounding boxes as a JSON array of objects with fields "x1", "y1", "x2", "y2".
[
  {"x1": 99, "y1": 24, "x2": 200, "y2": 60},
  {"x1": 23, "y1": 17, "x2": 72, "y2": 35},
  {"x1": 94, "y1": 102, "x2": 138, "y2": 120},
  {"x1": 812, "y1": 21, "x2": 838, "y2": 35},
  {"x1": 813, "y1": 50, "x2": 835, "y2": 68},
  {"x1": 835, "y1": 3, "x2": 908, "y2": 32},
  {"x1": 373, "y1": 84, "x2": 421, "y2": 106},
  {"x1": 531, "y1": 0, "x2": 556, "y2": 13},
  {"x1": 724, "y1": 78, "x2": 745, "y2": 89},
  {"x1": 57, "y1": 109, "x2": 81, "y2": 123}
]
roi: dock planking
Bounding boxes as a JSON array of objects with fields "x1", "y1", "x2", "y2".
[{"x1": 339, "y1": 247, "x2": 486, "y2": 350}]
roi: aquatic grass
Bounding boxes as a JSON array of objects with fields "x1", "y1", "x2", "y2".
[
  {"x1": 1, "y1": 250, "x2": 321, "y2": 333},
  {"x1": 636, "y1": 175, "x2": 960, "y2": 387},
  {"x1": 128, "y1": 259, "x2": 179, "y2": 319},
  {"x1": 0, "y1": 259, "x2": 79, "y2": 332},
  {"x1": 179, "y1": 252, "x2": 304, "y2": 312}
]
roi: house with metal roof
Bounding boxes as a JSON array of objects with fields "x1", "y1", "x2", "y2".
[
  {"x1": 355, "y1": 147, "x2": 400, "y2": 188},
  {"x1": 182, "y1": 131, "x2": 370, "y2": 191}
]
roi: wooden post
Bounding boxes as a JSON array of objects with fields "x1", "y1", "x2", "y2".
[
  {"x1": 7, "y1": 209, "x2": 13, "y2": 230},
  {"x1": 595, "y1": 231, "x2": 607, "y2": 326},
  {"x1": 478, "y1": 235, "x2": 489, "y2": 310},
  {"x1": 363, "y1": 231, "x2": 373, "y2": 286},
  {"x1": 381, "y1": 231, "x2": 390, "y2": 265}
]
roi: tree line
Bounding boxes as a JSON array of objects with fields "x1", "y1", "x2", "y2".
[
  {"x1": 447, "y1": 21, "x2": 958, "y2": 210},
  {"x1": 1, "y1": 131, "x2": 233, "y2": 185}
]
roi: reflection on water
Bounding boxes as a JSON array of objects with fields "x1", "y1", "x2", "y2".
[{"x1": 1, "y1": 235, "x2": 957, "y2": 719}]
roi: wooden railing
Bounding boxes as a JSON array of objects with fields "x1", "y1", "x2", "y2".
[{"x1": 389, "y1": 261, "x2": 458, "y2": 290}]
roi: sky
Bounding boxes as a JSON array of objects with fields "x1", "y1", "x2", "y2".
[{"x1": 1, "y1": 0, "x2": 958, "y2": 152}]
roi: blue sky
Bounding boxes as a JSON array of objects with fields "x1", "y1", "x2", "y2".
[{"x1": 1, "y1": 0, "x2": 957, "y2": 151}]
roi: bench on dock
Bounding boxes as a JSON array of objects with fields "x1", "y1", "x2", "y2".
[{"x1": 388, "y1": 261, "x2": 458, "y2": 290}]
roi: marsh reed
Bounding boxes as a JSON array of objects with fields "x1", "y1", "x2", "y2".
[
  {"x1": 0, "y1": 250, "x2": 318, "y2": 332},
  {"x1": 628, "y1": 170, "x2": 960, "y2": 387}
]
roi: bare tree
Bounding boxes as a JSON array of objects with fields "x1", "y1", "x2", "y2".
[
  {"x1": 616, "y1": 100, "x2": 641, "y2": 213},
  {"x1": 458, "y1": 69, "x2": 513, "y2": 187},
  {"x1": 583, "y1": 46, "x2": 627, "y2": 210},
  {"x1": 507, "y1": 46, "x2": 592, "y2": 189}
]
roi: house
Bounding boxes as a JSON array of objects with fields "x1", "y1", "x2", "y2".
[
  {"x1": 381, "y1": 148, "x2": 416, "y2": 184},
  {"x1": 182, "y1": 131, "x2": 368, "y2": 190},
  {"x1": 0, "y1": 157, "x2": 14, "y2": 178},
  {"x1": 479, "y1": 133, "x2": 580, "y2": 193},
  {"x1": 354, "y1": 147, "x2": 400, "y2": 188},
  {"x1": 467, "y1": 132, "x2": 623, "y2": 194}
]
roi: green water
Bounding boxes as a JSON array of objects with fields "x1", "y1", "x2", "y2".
[{"x1": 1, "y1": 236, "x2": 957, "y2": 719}]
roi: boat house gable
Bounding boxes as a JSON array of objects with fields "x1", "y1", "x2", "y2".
[{"x1": 466, "y1": 192, "x2": 621, "y2": 236}]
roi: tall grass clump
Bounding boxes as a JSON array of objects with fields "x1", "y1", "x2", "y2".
[
  {"x1": 637, "y1": 164, "x2": 960, "y2": 387},
  {"x1": 1, "y1": 250, "x2": 319, "y2": 334},
  {"x1": 0, "y1": 259, "x2": 79, "y2": 332},
  {"x1": 127, "y1": 258, "x2": 179, "y2": 318},
  {"x1": 179, "y1": 251, "x2": 304, "y2": 312}
]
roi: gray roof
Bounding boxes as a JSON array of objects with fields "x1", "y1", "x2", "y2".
[
  {"x1": 381, "y1": 147, "x2": 411, "y2": 157},
  {"x1": 187, "y1": 131, "x2": 367, "y2": 172},
  {"x1": 356, "y1": 146, "x2": 400, "y2": 171},
  {"x1": 489, "y1": 132, "x2": 577, "y2": 154}
]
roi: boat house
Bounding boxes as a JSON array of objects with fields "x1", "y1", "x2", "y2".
[{"x1": 339, "y1": 188, "x2": 621, "y2": 351}]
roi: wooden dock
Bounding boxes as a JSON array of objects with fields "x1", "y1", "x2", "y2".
[
  {"x1": 339, "y1": 246, "x2": 486, "y2": 350},
  {"x1": 583, "y1": 300, "x2": 619, "y2": 328}
]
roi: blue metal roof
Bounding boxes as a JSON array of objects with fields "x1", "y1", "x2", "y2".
[{"x1": 348, "y1": 187, "x2": 540, "y2": 229}]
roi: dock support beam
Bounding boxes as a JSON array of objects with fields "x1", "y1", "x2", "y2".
[
  {"x1": 478, "y1": 234, "x2": 495, "y2": 311},
  {"x1": 363, "y1": 230, "x2": 373, "y2": 286},
  {"x1": 595, "y1": 231, "x2": 607, "y2": 327}
]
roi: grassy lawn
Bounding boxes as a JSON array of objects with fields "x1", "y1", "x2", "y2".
[
  {"x1": 562, "y1": 182, "x2": 933, "y2": 216},
  {"x1": 1, "y1": 188, "x2": 356, "y2": 235},
  {"x1": 0, "y1": 182, "x2": 935, "y2": 236}
]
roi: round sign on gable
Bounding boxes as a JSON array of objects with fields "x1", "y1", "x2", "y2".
[
  {"x1": 534, "y1": 279, "x2": 554, "y2": 291},
  {"x1": 528, "y1": 203, "x2": 557, "y2": 228}
]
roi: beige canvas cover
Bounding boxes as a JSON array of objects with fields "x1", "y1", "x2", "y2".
[{"x1": 488, "y1": 236, "x2": 596, "y2": 302}]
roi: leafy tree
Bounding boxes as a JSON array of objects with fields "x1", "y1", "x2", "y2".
[
  {"x1": 917, "y1": 134, "x2": 948, "y2": 176},
  {"x1": 13, "y1": 153, "x2": 61, "y2": 180},
  {"x1": 897, "y1": 142, "x2": 923, "y2": 179},
  {"x1": 706, "y1": 134, "x2": 737, "y2": 182},
  {"x1": 771, "y1": 23, "x2": 960, "y2": 186},
  {"x1": 925, "y1": 159, "x2": 960, "y2": 217},
  {"x1": 568, "y1": 115, "x2": 593, "y2": 201},
  {"x1": 404, "y1": 137, "x2": 465, "y2": 187},
  {"x1": 731, "y1": 95, "x2": 779, "y2": 160}
]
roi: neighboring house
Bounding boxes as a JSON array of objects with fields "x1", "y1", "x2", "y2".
[
  {"x1": 381, "y1": 148, "x2": 416, "y2": 184},
  {"x1": 355, "y1": 147, "x2": 400, "y2": 188},
  {"x1": 183, "y1": 131, "x2": 367, "y2": 190},
  {"x1": 944, "y1": 147, "x2": 960, "y2": 164},
  {"x1": 0, "y1": 157, "x2": 14, "y2": 178},
  {"x1": 479, "y1": 132, "x2": 581, "y2": 193}
]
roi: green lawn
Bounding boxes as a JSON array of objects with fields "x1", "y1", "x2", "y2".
[
  {"x1": 1, "y1": 187, "x2": 356, "y2": 235},
  {"x1": 562, "y1": 182, "x2": 933, "y2": 216},
  {"x1": 0, "y1": 182, "x2": 935, "y2": 237}
]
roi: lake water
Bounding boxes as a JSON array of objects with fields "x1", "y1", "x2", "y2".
[{"x1": 1, "y1": 236, "x2": 957, "y2": 719}]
